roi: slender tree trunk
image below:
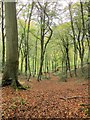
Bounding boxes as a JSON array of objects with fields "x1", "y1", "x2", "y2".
[
  {"x1": 48, "y1": 60, "x2": 50, "y2": 77},
  {"x1": 1, "y1": 2, "x2": 5, "y2": 72},
  {"x1": 20, "y1": 50, "x2": 24, "y2": 73},
  {"x1": 45, "y1": 55, "x2": 46, "y2": 73},
  {"x1": 38, "y1": 55, "x2": 44, "y2": 80},
  {"x1": 52, "y1": 61, "x2": 54, "y2": 72},
  {"x1": 44, "y1": 54, "x2": 47, "y2": 78},
  {"x1": 55, "y1": 60, "x2": 57, "y2": 72},
  {"x1": 80, "y1": 56, "x2": 84, "y2": 73},
  {"x1": 27, "y1": 55, "x2": 31, "y2": 81},
  {"x1": 66, "y1": 47, "x2": 72, "y2": 77},
  {"x1": 80, "y1": 1, "x2": 85, "y2": 73},
  {"x1": 88, "y1": 2, "x2": 90, "y2": 117},
  {"x1": 24, "y1": 47, "x2": 28, "y2": 77},
  {"x1": 34, "y1": 39, "x2": 37, "y2": 76},
  {"x1": 87, "y1": 1, "x2": 90, "y2": 79},
  {"x1": 65, "y1": 59, "x2": 68, "y2": 79},
  {"x1": 32, "y1": 56, "x2": 35, "y2": 77},
  {"x1": 37, "y1": 7, "x2": 45, "y2": 81},
  {"x1": 48, "y1": 60, "x2": 50, "y2": 78},
  {"x1": 37, "y1": 2, "x2": 53, "y2": 81},
  {"x1": 74, "y1": 50, "x2": 77, "y2": 76},
  {"x1": 46, "y1": 61, "x2": 49, "y2": 72},
  {"x1": 69, "y1": 3, "x2": 77, "y2": 76},
  {"x1": 34, "y1": 57, "x2": 37, "y2": 75},
  {"x1": 25, "y1": 2, "x2": 34, "y2": 77},
  {"x1": 62, "y1": 59, "x2": 64, "y2": 74}
]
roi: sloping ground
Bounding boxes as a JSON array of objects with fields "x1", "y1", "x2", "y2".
[
  {"x1": 71, "y1": 64, "x2": 89, "y2": 78},
  {"x1": 52, "y1": 64, "x2": 90, "y2": 82},
  {"x1": 1, "y1": 74, "x2": 89, "y2": 119}
]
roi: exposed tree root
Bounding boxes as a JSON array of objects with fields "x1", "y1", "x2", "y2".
[{"x1": 2, "y1": 77, "x2": 26, "y2": 90}]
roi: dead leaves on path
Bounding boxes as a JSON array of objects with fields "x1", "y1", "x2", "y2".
[{"x1": 1, "y1": 75, "x2": 89, "y2": 119}]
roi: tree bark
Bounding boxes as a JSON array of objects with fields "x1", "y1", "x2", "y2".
[
  {"x1": 1, "y1": 2, "x2": 5, "y2": 72},
  {"x1": 34, "y1": 39, "x2": 37, "y2": 76},
  {"x1": 37, "y1": 2, "x2": 53, "y2": 81},
  {"x1": 2, "y1": 2, "x2": 22, "y2": 89},
  {"x1": 87, "y1": 2, "x2": 90, "y2": 71},
  {"x1": 69, "y1": 3, "x2": 77, "y2": 77},
  {"x1": 25, "y1": 2, "x2": 34, "y2": 77}
]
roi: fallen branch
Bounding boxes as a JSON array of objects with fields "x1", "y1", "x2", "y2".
[{"x1": 59, "y1": 96, "x2": 90, "y2": 101}]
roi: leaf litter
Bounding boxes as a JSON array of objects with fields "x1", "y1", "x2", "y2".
[{"x1": 1, "y1": 74, "x2": 89, "y2": 119}]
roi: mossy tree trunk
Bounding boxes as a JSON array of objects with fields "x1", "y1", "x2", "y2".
[{"x1": 2, "y1": 2, "x2": 22, "y2": 88}]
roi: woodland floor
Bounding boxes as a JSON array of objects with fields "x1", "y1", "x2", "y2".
[{"x1": 0, "y1": 73, "x2": 90, "y2": 119}]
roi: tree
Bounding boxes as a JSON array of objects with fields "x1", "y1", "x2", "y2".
[
  {"x1": 17, "y1": 2, "x2": 35, "y2": 79},
  {"x1": 61, "y1": 35, "x2": 72, "y2": 78},
  {"x1": 2, "y1": 2, "x2": 23, "y2": 88},
  {"x1": 75, "y1": 1, "x2": 86, "y2": 73},
  {"x1": 36, "y1": 2, "x2": 53, "y2": 81},
  {"x1": 24, "y1": 2, "x2": 34, "y2": 77},
  {"x1": 1, "y1": 2, "x2": 5, "y2": 72},
  {"x1": 87, "y1": 1, "x2": 90, "y2": 79},
  {"x1": 69, "y1": 3, "x2": 77, "y2": 76},
  {"x1": 69, "y1": 2, "x2": 87, "y2": 74}
]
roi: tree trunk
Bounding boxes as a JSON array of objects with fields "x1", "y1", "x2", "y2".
[
  {"x1": 52, "y1": 61, "x2": 54, "y2": 72},
  {"x1": 32, "y1": 56, "x2": 35, "y2": 77},
  {"x1": 80, "y1": 56, "x2": 84, "y2": 73},
  {"x1": 66, "y1": 46, "x2": 72, "y2": 77},
  {"x1": 37, "y1": 6, "x2": 45, "y2": 81},
  {"x1": 34, "y1": 39, "x2": 37, "y2": 76},
  {"x1": 44, "y1": 54, "x2": 47, "y2": 72},
  {"x1": 38, "y1": 54, "x2": 44, "y2": 81},
  {"x1": 62, "y1": 60, "x2": 64, "y2": 74},
  {"x1": 69, "y1": 3, "x2": 77, "y2": 77},
  {"x1": 25, "y1": 2, "x2": 34, "y2": 77},
  {"x1": 74, "y1": 50, "x2": 77, "y2": 76},
  {"x1": 87, "y1": 2, "x2": 90, "y2": 117},
  {"x1": 2, "y1": 2, "x2": 22, "y2": 89},
  {"x1": 88, "y1": 2, "x2": 90, "y2": 79},
  {"x1": 55, "y1": 60, "x2": 57, "y2": 72},
  {"x1": 20, "y1": 50, "x2": 24, "y2": 73},
  {"x1": 27, "y1": 55, "x2": 31, "y2": 81},
  {"x1": 24, "y1": 51, "x2": 28, "y2": 77},
  {"x1": 1, "y1": 2, "x2": 5, "y2": 72}
]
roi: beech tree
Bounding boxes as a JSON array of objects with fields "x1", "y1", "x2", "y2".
[
  {"x1": 2, "y1": 2, "x2": 23, "y2": 88},
  {"x1": 36, "y1": 2, "x2": 53, "y2": 81}
]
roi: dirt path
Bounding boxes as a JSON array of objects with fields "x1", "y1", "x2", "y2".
[{"x1": 1, "y1": 74, "x2": 89, "y2": 119}]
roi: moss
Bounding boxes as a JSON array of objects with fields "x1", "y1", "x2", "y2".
[
  {"x1": 11, "y1": 80, "x2": 26, "y2": 90},
  {"x1": 2, "y1": 75, "x2": 26, "y2": 90}
]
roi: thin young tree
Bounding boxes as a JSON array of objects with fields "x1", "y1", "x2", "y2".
[
  {"x1": 1, "y1": 2, "x2": 5, "y2": 72},
  {"x1": 69, "y1": 3, "x2": 77, "y2": 76},
  {"x1": 25, "y1": 2, "x2": 34, "y2": 77},
  {"x1": 36, "y1": 2, "x2": 53, "y2": 81},
  {"x1": 87, "y1": 2, "x2": 90, "y2": 80}
]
